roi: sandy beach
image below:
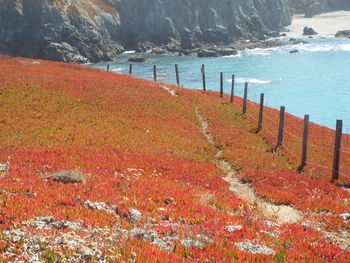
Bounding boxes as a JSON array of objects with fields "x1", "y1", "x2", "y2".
[{"x1": 286, "y1": 10, "x2": 350, "y2": 37}]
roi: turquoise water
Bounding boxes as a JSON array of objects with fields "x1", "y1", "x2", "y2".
[{"x1": 90, "y1": 36, "x2": 350, "y2": 131}]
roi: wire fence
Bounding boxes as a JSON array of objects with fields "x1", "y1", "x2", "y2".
[
  {"x1": 206, "y1": 71, "x2": 350, "y2": 184},
  {"x1": 236, "y1": 84, "x2": 350, "y2": 184},
  {"x1": 120, "y1": 63, "x2": 350, "y2": 184}
]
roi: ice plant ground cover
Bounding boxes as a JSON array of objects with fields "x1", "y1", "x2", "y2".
[{"x1": 0, "y1": 56, "x2": 349, "y2": 262}]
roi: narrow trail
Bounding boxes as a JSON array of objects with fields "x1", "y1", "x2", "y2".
[
  {"x1": 160, "y1": 84, "x2": 177, "y2": 97},
  {"x1": 195, "y1": 106, "x2": 350, "y2": 249},
  {"x1": 156, "y1": 85, "x2": 349, "y2": 249},
  {"x1": 195, "y1": 107, "x2": 303, "y2": 225}
]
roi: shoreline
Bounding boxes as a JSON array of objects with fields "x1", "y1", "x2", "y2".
[
  {"x1": 120, "y1": 10, "x2": 350, "y2": 61},
  {"x1": 286, "y1": 10, "x2": 350, "y2": 37}
]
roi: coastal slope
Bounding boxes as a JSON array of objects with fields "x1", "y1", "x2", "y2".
[{"x1": 0, "y1": 56, "x2": 350, "y2": 262}]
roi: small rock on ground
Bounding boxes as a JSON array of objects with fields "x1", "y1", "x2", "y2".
[
  {"x1": 226, "y1": 225, "x2": 243, "y2": 232},
  {"x1": 235, "y1": 241, "x2": 275, "y2": 255},
  {"x1": 126, "y1": 208, "x2": 142, "y2": 222},
  {"x1": 340, "y1": 213, "x2": 350, "y2": 222},
  {"x1": 0, "y1": 163, "x2": 9, "y2": 176},
  {"x1": 181, "y1": 237, "x2": 204, "y2": 249},
  {"x1": 130, "y1": 228, "x2": 176, "y2": 252},
  {"x1": 45, "y1": 170, "x2": 86, "y2": 184}
]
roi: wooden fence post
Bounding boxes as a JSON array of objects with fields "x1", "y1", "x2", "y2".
[
  {"x1": 332, "y1": 119, "x2": 343, "y2": 181},
  {"x1": 275, "y1": 106, "x2": 285, "y2": 149},
  {"x1": 257, "y1": 93, "x2": 264, "y2": 132},
  {"x1": 242, "y1": 82, "x2": 248, "y2": 114},
  {"x1": 153, "y1": 65, "x2": 157, "y2": 81},
  {"x1": 175, "y1": 64, "x2": 180, "y2": 85},
  {"x1": 230, "y1": 75, "x2": 235, "y2": 103},
  {"x1": 129, "y1": 64, "x2": 132, "y2": 75},
  {"x1": 220, "y1": 72, "x2": 223, "y2": 97},
  {"x1": 202, "y1": 64, "x2": 206, "y2": 91},
  {"x1": 297, "y1": 114, "x2": 309, "y2": 172}
]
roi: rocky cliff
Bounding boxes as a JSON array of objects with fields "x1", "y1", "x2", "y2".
[
  {"x1": 0, "y1": 0, "x2": 124, "y2": 63},
  {"x1": 0, "y1": 0, "x2": 292, "y2": 63}
]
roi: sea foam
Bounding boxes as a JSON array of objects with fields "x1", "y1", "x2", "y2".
[{"x1": 234, "y1": 78, "x2": 273, "y2": 85}]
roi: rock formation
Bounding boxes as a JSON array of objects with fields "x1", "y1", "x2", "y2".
[
  {"x1": 303, "y1": 26, "x2": 318, "y2": 35},
  {"x1": 335, "y1": 30, "x2": 350, "y2": 39},
  {"x1": 0, "y1": 0, "x2": 124, "y2": 63},
  {"x1": 0, "y1": 0, "x2": 292, "y2": 63}
]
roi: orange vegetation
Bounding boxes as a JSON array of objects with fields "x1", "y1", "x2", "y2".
[{"x1": 0, "y1": 56, "x2": 349, "y2": 262}]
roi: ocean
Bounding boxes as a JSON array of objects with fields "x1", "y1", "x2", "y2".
[{"x1": 89, "y1": 36, "x2": 350, "y2": 131}]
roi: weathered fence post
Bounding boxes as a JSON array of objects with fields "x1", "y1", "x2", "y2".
[
  {"x1": 297, "y1": 114, "x2": 309, "y2": 172},
  {"x1": 242, "y1": 82, "x2": 248, "y2": 114},
  {"x1": 275, "y1": 106, "x2": 285, "y2": 150},
  {"x1": 201, "y1": 64, "x2": 206, "y2": 91},
  {"x1": 332, "y1": 119, "x2": 343, "y2": 181},
  {"x1": 257, "y1": 93, "x2": 264, "y2": 132},
  {"x1": 175, "y1": 64, "x2": 180, "y2": 85},
  {"x1": 107, "y1": 64, "x2": 110, "y2": 72},
  {"x1": 220, "y1": 72, "x2": 223, "y2": 98},
  {"x1": 129, "y1": 64, "x2": 132, "y2": 75},
  {"x1": 230, "y1": 75, "x2": 235, "y2": 103},
  {"x1": 153, "y1": 65, "x2": 157, "y2": 81}
]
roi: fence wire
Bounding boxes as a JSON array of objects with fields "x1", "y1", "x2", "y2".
[{"x1": 143, "y1": 64, "x2": 350, "y2": 183}]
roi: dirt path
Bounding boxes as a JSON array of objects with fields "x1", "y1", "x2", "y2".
[
  {"x1": 155, "y1": 82, "x2": 349, "y2": 247},
  {"x1": 195, "y1": 106, "x2": 350, "y2": 249},
  {"x1": 160, "y1": 84, "x2": 177, "y2": 97},
  {"x1": 195, "y1": 107, "x2": 303, "y2": 224}
]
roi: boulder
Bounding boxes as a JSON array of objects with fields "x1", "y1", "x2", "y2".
[
  {"x1": 303, "y1": 27, "x2": 318, "y2": 36},
  {"x1": 165, "y1": 40, "x2": 181, "y2": 52},
  {"x1": 151, "y1": 47, "x2": 167, "y2": 54},
  {"x1": 289, "y1": 49, "x2": 299, "y2": 54},
  {"x1": 335, "y1": 30, "x2": 350, "y2": 39},
  {"x1": 135, "y1": 42, "x2": 153, "y2": 53},
  {"x1": 197, "y1": 49, "x2": 219, "y2": 58},
  {"x1": 181, "y1": 49, "x2": 198, "y2": 55},
  {"x1": 128, "y1": 56, "x2": 147, "y2": 63},
  {"x1": 289, "y1": 38, "x2": 308, "y2": 45},
  {"x1": 215, "y1": 48, "x2": 238, "y2": 56},
  {"x1": 266, "y1": 31, "x2": 281, "y2": 38},
  {"x1": 259, "y1": 40, "x2": 281, "y2": 49},
  {"x1": 45, "y1": 170, "x2": 86, "y2": 184},
  {"x1": 197, "y1": 47, "x2": 238, "y2": 58}
]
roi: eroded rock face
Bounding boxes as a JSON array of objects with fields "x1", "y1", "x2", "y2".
[
  {"x1": 0, "y1": 0, "x2": 292, "y2": 63},
  {"x1": 115, "y1": 0, "x2": 292, "y2": 49},
  {"x1": 0, "y1": 0, "x2": 124, "y2": 63}
]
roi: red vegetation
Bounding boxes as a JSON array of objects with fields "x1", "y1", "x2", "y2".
[{"x1": 0, "y1": 56, "x2": 349, "y2": 262}]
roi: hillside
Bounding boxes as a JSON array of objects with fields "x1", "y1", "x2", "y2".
[
  {"x1": 0, "y1": 0, "x2": 292, "y2": 63},
  {"x1": 0, "y1": 56, "x2": 350, "y2": 262}
]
